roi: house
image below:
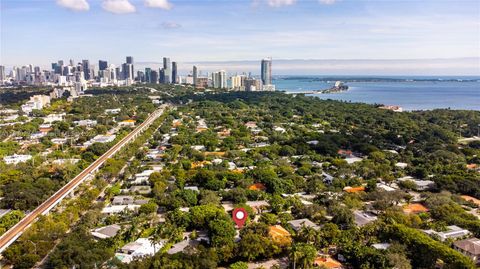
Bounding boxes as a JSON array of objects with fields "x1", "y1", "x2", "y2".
[
  {"x1": 112, "y1": 196, "x2": 135, "y2": 205},
  {"x1": 115, "y1": 237, "x2": 166, "y2": 263},
  {"x1": 314, "y1": 255, "x2": 344, "y2": 269},
  {"x1": 191, "y1": 161, "x2": 211, "y2": 169},
  {"x1": 403, "y1": 203, "x2": 429, "y2": 214},
  {"x1": 372, "y1": 243, "x2": 391, "y2": 250},
  {"x1": 453, "y1": 238, "x2": 480, "y2": 265},
  {"x1": 84, "y1": 134, "x2": 116, "y2": 147},
  {"x1": 461, "y1": 195, "x2": 480, "y2": 207},
  {"x1": 129, "y1": 185, "x2": 152, "y2": 195},
  {"x1": 0, "y1": 209, "x2": 11, "y2": 218},
  {"x1": 397, "y1": 176, "x2": 435, "y2": 191},
  {"x1": 287, "y1": 219, "x2": 320, "y2": 232},
  {"x1": 74, "y1": 119, "x2": 97, "y2": 127},
  {"x1": 43, "y1": 113, "x2": 67, "y2": 123},
  {"x1": 51, "y1": 138, "x2": 68, "y2": 145},
  {"x1": 52, "y1": 158, "x2": 80, "y2": 165},
  {"x1": 38, "y1": 124, "x2": 52, "y2": 133},
  {"x1": 132, "y1": 170, "x2": 155, "y2": 185},
  {"x1": 191, "y1": 145, "x2": 206, "y2": 151},
  {"x1": 111, "y1": 195, "x2": 148, "y2": 206},
  {"x1": 246, "y1": 200, "x2": 270, "y2": 214},
  {"x1": 102, "y1": 205, "x2": 141, "y2": 214},
  {"x1": 376, "y1": 183, "x2": 397, "y2": 192},
  {"x1": 322, "y1": 172, "x2": 335, "y2": 184},
  {"x1": 91, "y1": 224, "x2": 122, "y2": 239},
  {"x1": 119, "y1": 119, "x2": 136, "y2": 127},
  {"x1": 3, "y1": 154, "x2": 32, "y2": 165},
  {"x1": 245, "y1": 121, "x2": 257, "y2": 128},
  {"x1": 274, "y1": 126, "x2": 286, "y2": 133},
  {"x1": 269, "y1": 225, "x2": 292, "y2": 246},
  {"x1": 423, "y1": 225, "x2": 471, "y2": 241},
  {"x1": 105, "y1": 108, "x2": 121, "y2": 114},
  {"x1": 354, "y1": 211, "x2": 378, "y2": 227},
  {"x1": 343, "y1": 186, "x2": 365, "y2": 193},
  {"x1": 395, "y1": 162, "x2": 408, "y2": 169},
  {"x1": 249, "y1": 183, "x2": 267, "y2": 191},
  {"x1": 184, "y1": 186, "x2": 200, "y2": 192},
  {"x1": 167, "y1": 231, "x2": 210, "y2": 254}
]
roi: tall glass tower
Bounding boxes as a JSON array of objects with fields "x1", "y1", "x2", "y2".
[{"x1": 261, "y1": 58, "x2": 272, "y2": 85}]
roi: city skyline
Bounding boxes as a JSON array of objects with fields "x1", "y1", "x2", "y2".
[{"x1": 1, "y1": 0, "x2": 479, "y2": 75}]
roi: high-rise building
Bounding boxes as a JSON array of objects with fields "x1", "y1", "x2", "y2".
[
  {"x1": 230, "y1": 75, "x2": 245, "y2": 90},
  {"x1": 82, "y1": 60, "x2": 90, "y2": 80},
  {"x1": 193, "y1": 66, "x2": 198, "y2": 87},
  {"x1": 261, "y1": 58, "x2": 272, "y2": 85},
  {"x1": 123, "y1": 63, "x2": 134, "y2": 80},
  {"x1": 145, "y1": 68, "x2": 152, "y2": 83},
  {"x1": 163, "y1": 57, "x2": 171, "y2": 83},
  {"x1": 212, "y1": 70, "x2": 227, "y2": 89},
  {"x1": 0, "y1": 65, "x2": 5, "y2": 84},
  {"x1": 151, "y1": 70, "x2": 159, "y2": 84},
  {"x1": 245, "y1": 78, "x2": 262, "y2": 91},
  {"x1": 172, "y1": 62, "x2": 178, "y2": 84},
  {"x1": 115, "y1": 67, "x2": 121, "y2": 80},
  {"x1": 159, "y1": 68, "x2": 166, "y2": 83},
  {"x1": 99, "y1": 60, "x2": 108, "y2": 71},
  {"x1": 126, "y1": 56, "x2": 134, "y2": 77}
]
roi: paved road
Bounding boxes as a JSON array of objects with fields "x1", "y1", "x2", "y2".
[{"x1": 0, "y1": 105, "x2": 167, "y2": 253}]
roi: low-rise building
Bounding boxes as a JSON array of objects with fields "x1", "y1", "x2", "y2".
[
  {"x1": 287, "y1": 218, "x2": 320, "y2": 232},
  {"x1": 3, "y1": 154, "x2": 32, "y2": 165},
  {"x1": 115, "y1": 237, "x2": 166, "y2": 263},
  {"x1": 423, "y1": 225, "x2": 471, "y2": 241},
  {"x1": 453, "y1": 237, "x2": 480, "y2": 265},
  {"x1": 91, "y1": 224, "x2": 122, "y2": 239},
  {"x1": 84, "y1": 134, "x2": 116, "y2": 147},
  {"x1": 354, "y1": 210, "x2": 378, "y2": 227}
]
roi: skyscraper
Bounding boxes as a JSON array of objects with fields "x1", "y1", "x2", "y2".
[
  {"x1": 126, "y1": 56, "x2": 134, "y2": 78},
  {"x1": 163, "y1": 57, "x2": 171, "y2": 84},
  {"x1": 193, "y1": 66, "x2": 198, "y2": 87},
  {"x1": 159, "y1": 68, "x2": 166, "y2": 84},
  {"x1": 82, "y1": 60, "x2": 90, "y2": 80},
  {"x1": 172, "y1": 62, "x2": 178, "y2": 84},
  {"x1": 99, "y1": 60, "x2": 108, "y2": 71},
  {"x1": 212, "y1": 70, "x2": 227, "y2": 89},
  {"x1": 121, "y1": 63, "x2": 133, "y2": 81},
  {"x1": 0, "y1": 65, "x2": 5, "y2": 84},
  {"x1": 145, "y1": 68, "x2": 152, "y2": 83},
  {"x1": 151, "y1": 70, "x2": 159, "y2": 84},
  {"x1": 261, "y1": 58, "x2": 272, "y2": 85}
]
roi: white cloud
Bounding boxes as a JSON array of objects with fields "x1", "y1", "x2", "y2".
[
  {"x1": 145, "y1": 0, "x2": 172, "y2": 10},
  {"x1": 319, "y1": 0, "x2": 338, "y2": 4},
  {"x1": 102, "y1": 0, "x2": 136, "y2": 14},
  {"x1": 56, "y1": 0, "x2": 90, "y2": 11},
  {"x1": 267, "y1": 0, "x2": 296, "y2": 7}
]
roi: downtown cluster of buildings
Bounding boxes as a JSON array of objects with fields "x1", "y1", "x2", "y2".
[{"x1": 0, "y1": 57, "x2": 275, "y2": 91}]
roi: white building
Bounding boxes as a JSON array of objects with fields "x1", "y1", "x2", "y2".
[
  {"x1": 3, "y1": 154, "x2": 32, "y2": 165},
  {"x1": 115, "y1": 238, "x2": 166, "y2": 263},
  {"x1": 84, "y1": 134, "x2": 116, "y2": 147},
  {"x1": 423, "y1": 226, "x2": 470, "y2": 241}
]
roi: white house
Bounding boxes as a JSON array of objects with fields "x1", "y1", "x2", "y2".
[
  {"x1": 115, "y1": 237, "x2": 166, "y2": 263},
  {"x1": 3, "y1": 154, "x2": 32, "y2": 165}
]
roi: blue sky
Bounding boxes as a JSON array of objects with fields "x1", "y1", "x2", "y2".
[{"x1": 1, "y1": 0, "x2": 479, "y2": 74}]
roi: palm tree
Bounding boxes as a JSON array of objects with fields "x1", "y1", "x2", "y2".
[{"x1": 149, "y1": 226, "x2": 163, "y2": 253}]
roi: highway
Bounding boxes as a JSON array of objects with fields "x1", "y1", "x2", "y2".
[{"x1": 0, "y1": 105, "x2": 168, "y2": 253}]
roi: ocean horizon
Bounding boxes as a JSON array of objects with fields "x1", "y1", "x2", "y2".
[{"x1": 273, "y1": 75, "x2": 480, "y2": 111}]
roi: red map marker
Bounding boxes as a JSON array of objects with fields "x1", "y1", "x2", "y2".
[{"x1": 232, "y1": 208, "x2": 248, "y2": 228}]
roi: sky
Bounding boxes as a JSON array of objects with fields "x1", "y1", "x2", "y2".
[{"x1": 1, "y1": 0, "x2": 480, "y2": 75}]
